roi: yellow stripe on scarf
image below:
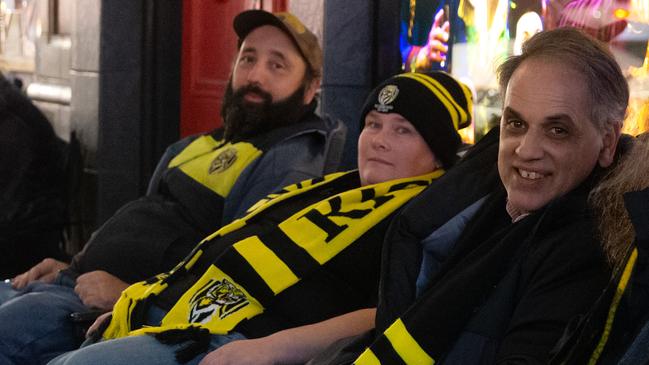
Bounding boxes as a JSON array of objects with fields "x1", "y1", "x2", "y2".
[
  {"x1": 234, "y1": 236, "x2": 299, "y2": 294},
  {"x1": 354, "y1": 319, "x2": 436, "y2": 365},
  {"x1": 588, "y1": 247, "x2": 638, "y2": 364},
  {"x1": 355, "y1": 349, "x2": 382, "y2": 365},
  {"x1": 384, "y1": 319, "x2": 435, "y2": 365}
]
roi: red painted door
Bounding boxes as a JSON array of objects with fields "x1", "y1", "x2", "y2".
[{"x1": 180, "y1": 0, "x2": 289, "y2": 137}]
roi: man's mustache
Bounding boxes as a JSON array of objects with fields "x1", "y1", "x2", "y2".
[{"x1": 233, "y1": 84, "x2": 273, "y2": 105}]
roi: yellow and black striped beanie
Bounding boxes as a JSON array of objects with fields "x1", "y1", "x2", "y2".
[{"x1": 360, "y1": 71, "x2": 473, "y2": 168}]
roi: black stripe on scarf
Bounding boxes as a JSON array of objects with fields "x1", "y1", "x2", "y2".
[
  {"x1": 372, "y1": 335, "x2": 408, "y2": 364},
  {"x1": 218, "y1": 249, "x2": 275, "y2": 304},
  {"x1": 261, "y1": 228, "x2": 321, "y2": 278}
]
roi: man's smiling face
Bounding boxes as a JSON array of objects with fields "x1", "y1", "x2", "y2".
[{"x1": 498, "y1": 58, "x2": 615, "y2": 213}]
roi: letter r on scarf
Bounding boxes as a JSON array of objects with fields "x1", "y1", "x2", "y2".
[{"x1": 300, "y1": 189, "x2": 394, "y2": 243}]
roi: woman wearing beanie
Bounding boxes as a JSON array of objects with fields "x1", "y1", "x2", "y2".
[
  {"x1": 359, "y1": 71, "x2": 472, "y2": 171},
  {"x1": 47, "y1": 71, "x2": 472, "y2": 365}
]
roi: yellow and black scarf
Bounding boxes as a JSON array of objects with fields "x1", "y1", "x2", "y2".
[
  {"x1": 103, "y1": 169, "x2": 442, "y2": 340},
  {"x1": 354, "y1": 189, "x2": 545, "y2": 365}
]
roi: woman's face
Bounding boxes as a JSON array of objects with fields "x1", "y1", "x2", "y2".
[{"x1": 358, "y1": 111, "x2": 439, "y2": 186}]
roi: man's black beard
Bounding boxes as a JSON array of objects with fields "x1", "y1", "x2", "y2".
[{"x1": 220, "y1": 82, "x2": 310, "y2": 142}]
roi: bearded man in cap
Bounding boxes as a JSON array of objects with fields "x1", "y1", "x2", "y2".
[{"x1": 0, "y1": 10, "x2": 345, "y2": 365}]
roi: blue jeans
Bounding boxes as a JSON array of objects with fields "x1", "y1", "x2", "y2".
[
  {"x1": 0, "y1": 275, "x2": 88, "y2": 365},
  {"x1": 0, "y1": 281, "x2": 19, "y2": 303},
  {"x1": 47, "y1": 332, "x2": 246, "y2": 365}
]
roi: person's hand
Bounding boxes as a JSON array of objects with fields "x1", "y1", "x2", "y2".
[
  {"x1": 415, "y1": 8, "x2": 450, "y2": 69},
  {"x1": 199, "y1": 337, "x2": 277, "y2": 365},
  {"x1": 87, "y1": 311, "x2": 112, "y2": 338},
  {"x1": 11, "y1": 258, "x2": 69, "y2": 289},
  {"x1": 74, "y1": 271, "x2": 129, "y2": 310},
  {"x1": 200, "y1": 308, "x2": 376, "y2": 364}
]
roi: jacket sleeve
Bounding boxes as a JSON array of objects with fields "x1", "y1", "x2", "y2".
[
  {"x1": 69, "y1": 135, "x2": 199, "y2": 273},
  {"x1": 146, "y1": 135, "x2": 198, "y2": 196}
]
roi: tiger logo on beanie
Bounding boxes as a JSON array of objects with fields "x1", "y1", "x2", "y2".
[{"x1": 375, "y1": 85, "x2": 399, "y2": 112}]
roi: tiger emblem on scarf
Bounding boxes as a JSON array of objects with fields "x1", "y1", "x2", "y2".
[{"x1": 188, "y1": 278, "x2": 249, "y2": 324}]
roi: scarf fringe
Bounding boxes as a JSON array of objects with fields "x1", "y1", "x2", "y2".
[{"x1": 153, "y1": 326, "x2": 211, "y2": 364}]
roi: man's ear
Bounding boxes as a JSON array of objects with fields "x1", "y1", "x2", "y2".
[
  {"x1": 598, "y1": 122, "x2": 622, "y2": 168},
  {"x1": 303, "y1": 76, "x2": 321, "y2": 105}
]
